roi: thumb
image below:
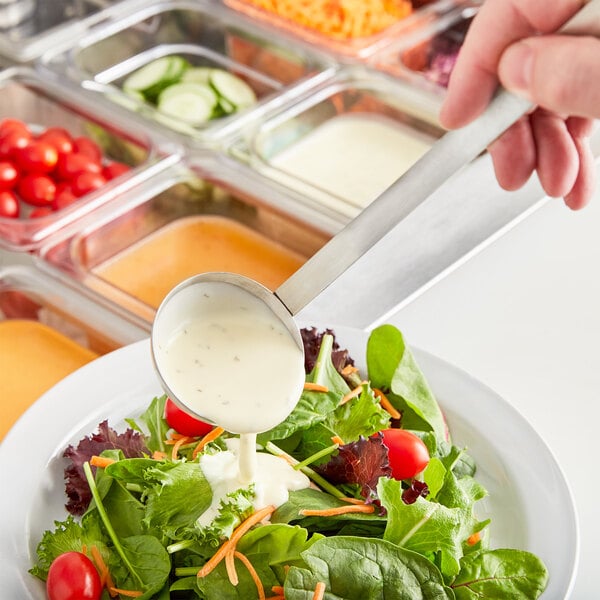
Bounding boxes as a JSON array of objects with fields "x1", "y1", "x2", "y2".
[{"x1": 498, "y1": 36, "x2": 600, "y2": 119}]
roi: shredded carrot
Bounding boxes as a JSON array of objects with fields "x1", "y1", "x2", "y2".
[
  {"x1": 225, "y1": 548, "x2": 239, "y2": 585},
  {"x1": 300, "y1": 504, "x2": 375, "y2": 517},
  {"x1": 90, "y1": 545, "x2": 115, "y2": 593},
  {"x1": 373, "y1": 388, "x2": 401, "y2": 420},
  {"x1": 339, "y1": 382, "x2": 367, "y2": 405},
  {"x1": 330, "y1": 435, "x2": 345, "y2": 446},
  {"x1": 152, "y1": 450, "x2": 167, "y2": 460},
  {"x1": 108, "y1": 588, "x2": 143, "y2": 598},
  {"x1": 90, "y1": 455, "x2": 115, "y2": 469},
  {"x1": 235, "y1": 0, "x2": 413, "y2": 40},
  {"x1": 198, "y1": 505, "x2": 276, "y2": 578},
  {"x1": 467, "y1": 531, "x2": 481, "y2": 546},
  {"x1": 340, "y1": 496, "x2": 366, "y2": 505},
  {"x1": 234, "y1": 551, "x2": 266, "y2": 600},
  {"x1": 192, "y1": 426, "x2": 225, "y2": 459},
  {"x1": 312, "y1": 581, "x2": 326, "y2": 600},
  {"x1": 303, "y1": 382, "x2": 329, "y2": 393},
  {"x1": 341, "y1": 364, "x2": 358, "y2": 376},
  {"x1": 81, "y1": 543, "x2": 87, "y2": 556},
  {"x1": 171, "y1": 435, "x2": 193, "y2": 460},
  {"x1": 271, "y1": 585, "x2": 285, "y2": 595}
]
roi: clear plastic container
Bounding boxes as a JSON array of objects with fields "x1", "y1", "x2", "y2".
[
  {"x1": 224, "y1": 0, "x2": 458, "y2": 59},
  {"x1": 0, "y1": 257, "x2": 149, "y2": 439},
  {"x1": 0, "y1": 67, "x2": 169, "y2": 251},
  {"x1": 0, "y1": 0, "x2": 147, "y2": 63},
  {"x1": 230, "y1": 66, "x2": 444, "y2": 221},
  {"x1": 41, "y1": 0, "x2": 337, "y2": 146},
  {"x1": 373, "y1": 3, "x2": 478, "y2": 93},
  {"x1": 40, "y1": 159, "x2": 332, "y2": 323}
]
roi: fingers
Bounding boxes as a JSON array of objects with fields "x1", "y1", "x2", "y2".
[
  {"x1": 530, "y1": 109, "x2": 579, "y2": 198},
  {"x1": 488, "y1": 118, "x2": 536, "y2": 191},
  {"x1": 498, "y1": 36, "x2": 600, "y2": 119},
  {"x1": 563, "y1": 118, "x2": 597, "y2": 210},
  {"x1": 440, "y1": 0, "x2": 584, "y2": 129}
]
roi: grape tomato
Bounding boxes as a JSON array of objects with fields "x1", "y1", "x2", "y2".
[
  {"x1": 38, "y1": 128, "x2": 74, "y2": 155},
  {"x1": 14, "y1": 141, "x2": 59, "y2": 174},
  {"x1": 165, "y1": 397, "x2": 214, "y2": 437},
  {"x1": 17, "y1": 174, "x2": 56, "y2": 207},
  {"x1": 46, "y1": 552, "x2": 102, "y2": 600},
  {"x1": 0, "y1": 161, "x2": 18, "y2": 189},
  {"x1": 0, "y1": 190, "x2": 19, "y2": 218},
  {"x1": 72, "y1": 136, "x2": 103, "y2": 164},
  {"x1": 380, "y1": 428, "x2": 430, "y2": 480}
]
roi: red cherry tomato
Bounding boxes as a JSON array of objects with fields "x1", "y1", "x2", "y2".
[
  {"x1": 0, "y1": 118, "x2": 30, "y2": 137},
  {"x1": 52, "y1": 188, "x2": 78, "y2": 211},
  {"x1": 17, "y1": 174, "x2": 56, "y2": 207},
  {"x1": 46, "y1": 552, "x2": 102, "y2": 600},
  {"x1": 38, "y1": 127, "x2": 74, "y2": 155},
  {"x1": 102, "y1": 161, "x2": 130, "y2": 180},
  {"x1": 0, "y1": 128, "x2": 32, "y2": 159},
  {"x1": 14, "y1": 141, "x2": 59, "y2": 174},
  {"x1": 165, "y1": 398, "x2": 214, "y2": 437},
  {"x1": 71, "y1": 171, "x2": 107, "y2": 197},
  {"x1": 29, "y1": 207, "x2": 53, "y2": 218},
  {"x1": 56, "y1": 152, "x2": 102, "y2": 180},
  {"x1": 0, "y1": 161, "x2": 18, "y2": 189},
  {"x1": 380, "y1": 429, "x2": 430, "y2": 480},
  {"x1": 0, "y1": 190, "x2": 19, "y2": 218},
  {"x1": 72, "y1": 136, "x2": 102, "y2": 164}
]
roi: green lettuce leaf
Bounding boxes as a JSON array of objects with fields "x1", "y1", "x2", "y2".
[
  {"x1": 451, "y1": 549, "x2": 548, "y2": 599},
  {"x1": 284, "y1": 536, "x2": 454, "y2": 599},
  {"x1": 367, "y1": 325, "x2": 446, "y2": 441}
]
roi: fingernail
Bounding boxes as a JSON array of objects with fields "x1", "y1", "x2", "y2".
[{"x1": 499, "y1": 42, "x2": 534, "y2": 99}]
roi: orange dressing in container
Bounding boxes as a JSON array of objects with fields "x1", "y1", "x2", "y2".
[
  {"x1": 0, "y1": 320, "x2": 98, "y2": 440},
  {"x1": 93, "y1": 215, "x2": 306, "y2": 309}
]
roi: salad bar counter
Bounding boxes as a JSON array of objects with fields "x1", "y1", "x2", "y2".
[{"x1": 1, "y1": 0, "x2": 597, "y2": 598}]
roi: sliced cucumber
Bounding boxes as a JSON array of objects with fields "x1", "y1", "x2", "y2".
[
  {"x1": 209, "y1": 70, "x2": 256, "y2": 109},
  {"x1": 157, "y1": 82, "x2": 218, "y2": 126},
  {"x1": 181, "y1": 67, "x2": 215, "y2": 85},
  {"x1": 123, "y1": 56, "x2": 189, "y2": 103}
]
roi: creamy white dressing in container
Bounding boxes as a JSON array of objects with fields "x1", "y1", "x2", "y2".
[{"x1": 268, "y1": 113, "x2": 432, "y2": 212}]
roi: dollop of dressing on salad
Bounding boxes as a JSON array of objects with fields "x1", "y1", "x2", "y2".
[
  {"x1": 198, "y1": 438, "x2": 309, "y2": 526},
  {"x1": 154, "y1": 280, "x2": 305, "y2": 489}
]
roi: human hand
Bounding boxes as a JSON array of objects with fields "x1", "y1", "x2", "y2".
[{"x1": 439, "y1": 0, "x2": 600, "y2": 209}]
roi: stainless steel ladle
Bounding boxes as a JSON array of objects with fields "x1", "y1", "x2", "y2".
[{"x1": 152, "y1": 0, "x2": 600, "y2": 427}]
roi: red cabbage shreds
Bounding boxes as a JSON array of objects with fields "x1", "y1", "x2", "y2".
[
  {"x1": 301, "y1": 327, "x2": 355, "y2": 374},
  {"x1": 63, "y1": 420, "x2": 149, "y2": 516},
  {"x1": 316, "y1": 433, "x2": 392, "y2": 501}
]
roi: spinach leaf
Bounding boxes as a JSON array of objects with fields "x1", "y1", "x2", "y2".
[
  {"x1": 108, "y1": 534, "x2": 171, "y2": 599},
  {"x1": 451, "y1": 549, "x2": 548, "y2": 599},
  {"x1": 196, "y1": 552, "x2": 279, "y2": 600},
  {"x1": 367, "y1": 325, "x2": 446, "y2": 441},
  {"x1": 101, "y1": 479, "x2": 146, "y2": 539},
  {"x1": 238, "y1": 523, "x2": 322, "y2": 579},
  {"x1": 284, "y1": 536, "x2": 454, "y2": 599}
]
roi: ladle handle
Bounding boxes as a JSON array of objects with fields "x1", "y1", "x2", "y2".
[{"x1": 275, "y1": 0, "x2": 600, "y2": 316}]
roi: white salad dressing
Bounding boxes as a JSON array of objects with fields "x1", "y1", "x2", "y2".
[
  {"x1": 153, "y1": 279, "x2": 307, "y2": 510},
  {"x1": 268, "y1": 113, "x2": 432, "y2": 213},
  {"x1": 197, "y1": 438, "x2": 310, "y2": 526}
]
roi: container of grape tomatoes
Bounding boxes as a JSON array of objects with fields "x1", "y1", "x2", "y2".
[{"x1": 0, "y1": 68, "x2": 172, "y2": 252}]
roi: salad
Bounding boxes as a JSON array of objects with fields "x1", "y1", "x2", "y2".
[{"x1": 31, "y1": 325, "x2": 548, "y2": 599}]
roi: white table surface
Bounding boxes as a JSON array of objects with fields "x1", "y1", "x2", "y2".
[{"x1": 380, "y1": 159, "x2": 600, "y2": 599}]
